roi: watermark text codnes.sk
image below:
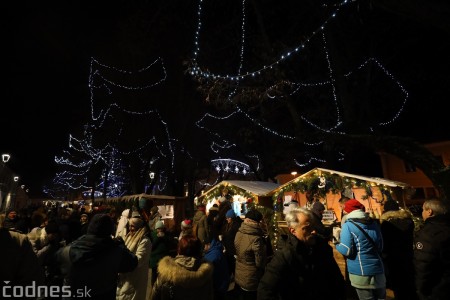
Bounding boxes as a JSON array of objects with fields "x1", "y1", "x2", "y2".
[{"x1": 2, "y1": 281, "x2": 91, "y2": 298}]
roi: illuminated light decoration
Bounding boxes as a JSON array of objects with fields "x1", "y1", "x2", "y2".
[
  {"x1": 190, "y1": 0, "x2": 352, "y2": 81},
  {"x1": 269, "y1": 167, "x2": 403, "y2": 250},
  {"x1": 196, "y1": 36, "x2": 408, "y2": 166},
  {"x1": 82, "y1": 190, "x2": 103, "y2": 198},
  {"x1": 49, "y1": 54, "x2": 179, "y2": 198},
  {"x1": 191, "y1": 0, "x2": 408, "y2": 172},
  {"x1": 211, "y1": 159, "x2": 252, "y2": 175},
  {"x1": 343, "y1": 57, "x2": 409, "y2": 127},
  {"x1": 88, "y1": 57, "x2": 167, "y2": 122},
  {"x1": 13, "y1": 176, "x2": 19, "y2": 182}
]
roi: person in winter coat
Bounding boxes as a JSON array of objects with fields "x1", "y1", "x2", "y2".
[
  {"x1": 150, "y1": 235, "x2": 214, "y2": 300},
  {"x1": 147, "y1": 220, "x2": 171, "y2": 299},
  {"x1": 215, "y1": 189, "x2": 233, "y2": 236},
  {"x1": 234, "y1": 209, "x2": 266, "y2": 299},
  {"x1": 148, "y1": 206, "x2": 162, "y2": 231},
  {"x1": 2, "y1": 209, "x2": 20, "y2": 232},
  {"x1": 0, "y1": 226, "x2": 45, "y2": 293},
  {"x1": 117, "y1": 212, "x2": 152, "y2": 300},
  {"x1": 207, "y1": 204, "x2": 219, "y2": 237},
  {"x1": 258, "y1": 207, "x2": 346, "y2": 300},
  {"x1": 414, "y1": 199, "x2": 450, "y2": 300},
  {"x1": 335, "y1": 199, "x2": 386, "y2": 300},
  {"x1": 203, "y1": 237, "x2": 230, "y2": 300},
  {"x1": 56, "y1": 214, "x2": 138, "y2": 300},
  {"x1": 116, "y1": 209, "x2": 131, "y2": 239},
  {"x1": 310, "y1": 201, "x2": 333, "y2": 240},
  {"x1": 380, "y1": 200, "x2": 418, "y2": 300},
  {"x1": 192, "y1": 204, "x2": 209, "y2": 246},
  {"x1": 222, "y1": 208, "x2": 242, "y2": 277},
  {"x1": 178, "y1": 219, "x2": 194, "y2": 240},
  {"x1": 79, "y1": 213, "x2": 89, "y2": 236}
]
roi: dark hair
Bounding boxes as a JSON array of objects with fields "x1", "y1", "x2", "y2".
[
  {"x1": 339, "y1": 196, "x2": 350, "y2": 203},
  {"x1": 87, "y1": 214, "x2": 114, "y2": 237},
  {"x1": 177, "y1": 235, "x2": 202, "y2": 258}
]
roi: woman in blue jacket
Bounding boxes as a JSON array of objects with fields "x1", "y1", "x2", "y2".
[{"x1": 335, "y1": 199, "x2": 386, "y2": 300}]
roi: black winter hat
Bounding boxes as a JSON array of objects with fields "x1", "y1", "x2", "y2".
[
  {"x1": 87, "y1": 214, "x2": 113, "y2": 237},
  {"x1": 245, "y1": 210, "x2": 263, "y2": 223},
  {"x1": 45, "y1": 221, "x2": 60, "y2": 234}
]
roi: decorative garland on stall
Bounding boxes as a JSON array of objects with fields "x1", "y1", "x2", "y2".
[{"x1": 270, "y1": 171, "x2": 394, "y2": 250}]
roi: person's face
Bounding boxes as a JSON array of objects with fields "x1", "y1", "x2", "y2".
[
  {"x1": 226, "y1": 217, "x2": 232, "y2": 224},
  {"x1": 80, "y1": 216, "x2": 88, "y2": 223},
  {"x1": 7, "y1": 211, "x2": 17, "y2": 220},
  {"x1": 289, "y1": 213, "x2": 316, "y2": 245},
  {"x1": 129, "y1": 224, "x2": 137, "y2": 233},
  {"x1": 422, "y1": 204, "x2": 432, "y2": 221}
]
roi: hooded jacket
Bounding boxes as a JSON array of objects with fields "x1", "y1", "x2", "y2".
[
  {"x1": 151, "y1": 255, "x2": 214, "y2": 300},
  {"x1": 335, "y1": 209, "x2": 384, "y2": 276},
  {"x1": 234, "y1": 219, "x2": 267, "y2": 291},
  {"x1": 203, "y1": 239, "x2": 230, "y2": 293},
  {"x1": 192, "y1": 210, "x2": 209, "y2": 244}
]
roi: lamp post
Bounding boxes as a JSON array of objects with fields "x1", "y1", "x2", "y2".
[
  {"x1": 1, "y1": 154, "x2": 12, "y2": 212},
  {"x1": 2, "y1": 154, "x2": 10, "y2": 163}
]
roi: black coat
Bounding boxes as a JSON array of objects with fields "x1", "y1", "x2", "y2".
[
  {"x1": 381, "y1": 209, "x2": 417, "y2": 300},
  {"x1": 258, "y1": 234, "x2": 346, "y2": 300},
  {"x1": 414, "y1": 214, "x2": 450, "y2": 300},
  {"x1": 57, "y1": 234, "x2": 138, "y2": 300}
]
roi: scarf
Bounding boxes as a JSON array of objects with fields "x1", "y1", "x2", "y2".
[{"x1": 125, "y1": 226, "x2": 148, "y2": 253}]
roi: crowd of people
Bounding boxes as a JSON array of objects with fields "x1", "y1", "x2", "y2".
[{"x1": 0, "y1": 195, "x2": 449, "y2": 300}]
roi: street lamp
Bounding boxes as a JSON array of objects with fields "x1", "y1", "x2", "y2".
[{"x1": 2, "y1": 154, "x2": 10, "y2": 163}]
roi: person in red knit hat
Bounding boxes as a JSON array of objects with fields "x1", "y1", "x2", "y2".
[
  {"x1": 178, "y1": 219, "x2": 193, "y2": 240},
  {"x1": 341, "y1": 199, "x2": 366, "y2": 224}
]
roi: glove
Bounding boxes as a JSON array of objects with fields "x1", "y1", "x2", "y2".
[{"x1": 332, "y1": 226, "x2": 341, "y2": 244}]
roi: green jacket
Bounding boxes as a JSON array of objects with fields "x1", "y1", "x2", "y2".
[{"x1": 149, "y1": 230, "x2": 171, "y2": 268}]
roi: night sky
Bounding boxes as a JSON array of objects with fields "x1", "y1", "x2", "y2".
[{"x1": 4, "y1": 1, "x2": 450, "y2": 198}]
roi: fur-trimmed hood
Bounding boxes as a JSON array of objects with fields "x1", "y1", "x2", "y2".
[
  {"x1": 157, "y1": 255, "x2": 214, "y2": 288},
  {"x1": 381, "y1": 209, "x2": 412, "y2": 221}
]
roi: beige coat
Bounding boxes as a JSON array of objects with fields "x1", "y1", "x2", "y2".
[
  {"x1": 117, "y1": 234, "x2": 152, "y2": 300},
  {"x1": 151, "y1": 255, "x2": 214, "y2": 300}
]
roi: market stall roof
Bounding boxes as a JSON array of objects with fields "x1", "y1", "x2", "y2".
[
  {"x1": 199, "y1": 180, "x2": 280, "y2": 199},
  {"x1": 272, "y1": 167, "x2": 411, "y2": 194},
  {"x1": 106, "y1": 193, "x2": 186, "y2": 203}
]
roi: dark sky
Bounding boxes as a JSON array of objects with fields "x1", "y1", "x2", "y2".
[{"x1": 4, "y1": 1, "x2": 450, "y2": 198}]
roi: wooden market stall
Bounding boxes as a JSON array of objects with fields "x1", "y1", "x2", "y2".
[
  {"x1": 105, "y1": 193, "x2": 190, "y2": 233},
  {"x1": 272, "y1": 167, "x2": 412, "y2": 222},
  {"x1": 270, "y1": 168, "x2": 412, "y2": 251},
  {"x1": 197, "y1": 180, "x2": 280, "y2": 217}
]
